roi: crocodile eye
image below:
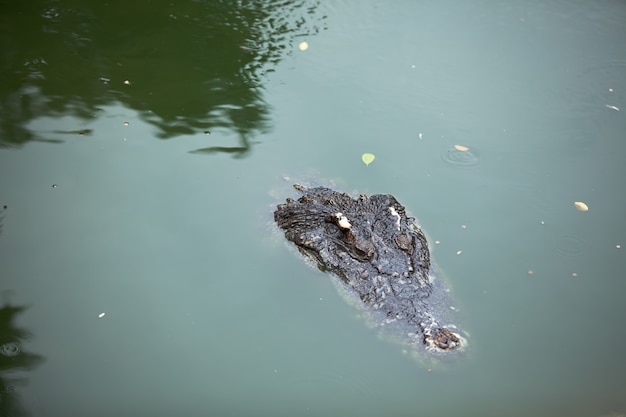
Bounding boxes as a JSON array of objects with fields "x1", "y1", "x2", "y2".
[
  {"x1": 354, "y1": 239, "x2": 375, "y2": 258},
  {"x1": 395, "y1": 234, "x2": 413, "y2": 253}
]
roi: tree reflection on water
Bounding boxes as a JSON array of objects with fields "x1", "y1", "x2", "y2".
[
  {"x1": 0, "y1": 0, "x2": 325, "y2": 156},
  {"x1": 0, "y1": 300, "x2": 45, "y2": 417}
]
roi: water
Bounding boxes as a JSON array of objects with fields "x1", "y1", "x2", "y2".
[{"x1": 1, "y1": 1, "x2": 625, "y2": 416}]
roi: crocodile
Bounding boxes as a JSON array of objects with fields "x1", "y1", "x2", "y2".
[{"x1": 274, "y1": 184, "x2": 465, "y2": 354}]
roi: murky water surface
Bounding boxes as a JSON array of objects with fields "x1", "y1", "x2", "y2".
[{"x1": 1, "y1": 1, "x2": 625, "y2": 416}]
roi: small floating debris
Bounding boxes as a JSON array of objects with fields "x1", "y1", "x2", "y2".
[
  {"x1": 454, "y1": 144, "x2": 469, "y2": 151},
  {"x1": 98, "y1": 312, "x2": 106, "y2": 318},
  {"x1": 573, "y1": 201, "x2": 589, "y2": 212},
  {"x1": 605, "y1": 104, "x2": 619, "y2": 111},
  {"x1": 456, "y1": 250, "x2": 463, "y2": 255},
  {"x1": 298, "y1": 41, "x2": 309, "y2": 51},
  {"x1": 361, "y1": 153, "x2": 375, "y2": 166}
]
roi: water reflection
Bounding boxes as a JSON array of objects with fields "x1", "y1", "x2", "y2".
[
  {"x1": 0, "y1": 0, "x2": 325, "y2": 155},
  {"x1": 0, "y1": 205, "x2": 5, "y2": 237},
  {"x1": 0, "y1": 300, "x2": 45, "y2": 417}
]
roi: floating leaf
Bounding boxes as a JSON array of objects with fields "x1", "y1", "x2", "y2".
[
  {"x1": 574, "y1": 201, "x2": 589, "y2": 212},
  {"x1": 454, "y1": 144, "x2": 469, "y2": 151},
  {"x1": 361, "y1": 153, "x2": 375, "y2": 166}
]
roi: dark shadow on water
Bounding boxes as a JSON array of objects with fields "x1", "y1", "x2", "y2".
[
  {"x1": 0, "y1": 0, "x2": 325, "y2": 156},
  {"x1": 0, "y1": 296, "x2": 45, "y2": 417},
  {"x1": 0, "y1": 205, "x2": 5, "y2": 237}
]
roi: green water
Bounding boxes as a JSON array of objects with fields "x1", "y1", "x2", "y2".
[{"x1": 1, "y1": 1, "x2": 625, "y2": 416}]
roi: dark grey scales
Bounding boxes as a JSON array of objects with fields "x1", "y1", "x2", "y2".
[{"x1": 274, "y1": 184, "x2": 464, "y2": 353}]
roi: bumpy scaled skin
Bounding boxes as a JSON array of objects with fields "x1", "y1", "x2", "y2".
[{"x1": 274, "y1": 184, "x2": 463, "y2": 353}]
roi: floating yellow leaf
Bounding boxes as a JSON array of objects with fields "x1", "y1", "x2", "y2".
[
  {"x1": 454, "y1": 144, "x2": 469, "y2": 151},
  {"x1": 361, "y1": 153, "x2": 375, "y2": 166},
  {"x1": 574, "y1": 201, "x2": 589, "y2": 212}
]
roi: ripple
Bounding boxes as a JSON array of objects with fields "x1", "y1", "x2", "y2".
[
  {"x1": 554, "y1": 59, "x2": 626, "y2": 151},
  {"x1": 555, "y1": 234, "x2": 587, "y2": 257},
  {"x1": 440, "y1": 146, "x2": 481, "y2": 168},
  {"x1": 523, "y1": 36, "x2": 626, "y2": 160},
  {"x1": 41, "y1": 8, "x2": 60, "y2": 20},
  {"x1": 569, "y1": 59, "x2": 626, "y2": 112},
  {"x1": 0, "y1": 342, "x2": 21, "y2": 357}
]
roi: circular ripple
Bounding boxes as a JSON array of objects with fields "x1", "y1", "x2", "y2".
[
  {"x1": 0, "y1": 342, "x2": 21, "y2": 357},
  {"x1": 440, "y1": 146, "x2": 481, "y2": 168},
  {"x1": 555, "y1": 234, "x2": 587, "y2": 257}
]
